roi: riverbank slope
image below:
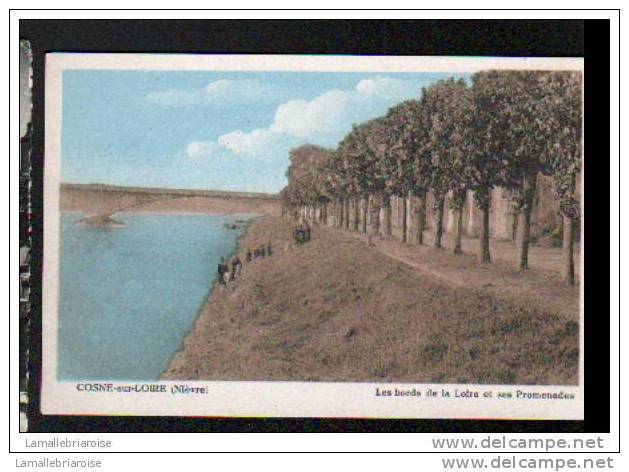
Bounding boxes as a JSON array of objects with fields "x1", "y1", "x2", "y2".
[{"x1": 162, "y1": 216, "x2": 579, "y2": 385}]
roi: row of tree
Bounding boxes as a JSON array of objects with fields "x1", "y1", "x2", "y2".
[{"x1": 280, "y1": 70, "x2": 582, "y2": 285}]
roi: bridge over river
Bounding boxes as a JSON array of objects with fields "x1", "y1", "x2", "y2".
[{"x1": 60, "y1": 183, "x2": 281, "y2": 223}]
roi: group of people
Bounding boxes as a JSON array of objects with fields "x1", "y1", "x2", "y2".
[
  {"x1": 217, "y1": 255, "x2": 242, "y2": 286},
  {"x1": 246, "y1": 242, "x2": 273, "y2": 262},
  {"x1": 217, "y1": 241, "x2": 273, "y2": 287}
]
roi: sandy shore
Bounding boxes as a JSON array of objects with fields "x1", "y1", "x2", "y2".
[{"x1": 161, "y1": 216, "x2": 579, "y2": 385}]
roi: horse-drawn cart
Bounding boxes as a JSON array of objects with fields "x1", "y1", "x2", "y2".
[{"x1": 293, "y1": 225, "x2": 311, "y2": 244}]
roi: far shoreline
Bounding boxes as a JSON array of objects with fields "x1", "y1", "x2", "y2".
[
  {"x1": 61, "y1": 208, "x2": 264, "y2": 218},
  {"x1": 59, "y1": 183, "x2": 282, "y2": 218}
]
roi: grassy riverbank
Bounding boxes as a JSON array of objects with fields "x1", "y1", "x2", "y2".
[{"x1": 162, "y1": 216, "x2": 579, "y2": 385}]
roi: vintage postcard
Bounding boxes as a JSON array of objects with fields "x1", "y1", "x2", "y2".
[{"x1": 42, "y1": 54, "x2": 584, "y2": 419}]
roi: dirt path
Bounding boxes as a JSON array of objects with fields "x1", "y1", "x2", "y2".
[{"x1": 322, "y1": 225, "x2": 580, "y2": 319}]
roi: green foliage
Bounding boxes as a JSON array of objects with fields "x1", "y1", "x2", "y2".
[
  {"x1": 472, "y1": 71, "x2": 562, "y2": 210},
  {"x1": 336, "y1": 118, "x2": 390, "y2": 199},
  {"x1": 384, "y1": 100, "x2": 431, "y2": 198},
  {"x1": 419, "y1": 78, "x2": 473, "y2": 210},
  {"x1": 281, "y1": 70, "x2": 583, "y2": 228},
  {"x1": 464, "y1": 78, "x2": 507, "y2": 209},
  {"x1": 282, "y1": 144, "x2": 333, "y2": 209},
  {"x1": 541, "y1": 72, "x2": 582, "y2": 218}
]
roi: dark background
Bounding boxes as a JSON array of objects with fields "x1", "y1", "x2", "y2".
[{"x1": 17, "y1": 18, "x2": 611, "y2": 436}]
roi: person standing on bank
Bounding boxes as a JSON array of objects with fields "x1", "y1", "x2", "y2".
[
  {"x1": 217, "y1": 257, "x2": 227, "y2": 286},
  {"x1": 230, "y1": 255, "x2": 242, "y2": 280}
]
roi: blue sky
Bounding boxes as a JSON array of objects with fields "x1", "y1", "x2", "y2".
[{"x1": 61, "y1": 69, "x2": 468, "y2": 193}]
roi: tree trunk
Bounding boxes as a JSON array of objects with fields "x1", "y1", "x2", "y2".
[
  {"x1": 369, "y1": 197, "x2": 380, "y2": 236},
  {"x1": 330, "y1": 203, "x2": 334, "y2": 226},
  {"x1": 433, "y1": 196, "x2": 444, "y2": 249},
  {"x1": 381, "y1": 193, "x2": 392, "y2": 237},
  {"x1": 401, "y1": 194, "x2": 408, "y2": 243},
  {"x1": 415, "y1": 193, "x2": 426, "y2": 245},
  {"x1": 344, "y1": 199, "x2": 350, "y2": 229},
  {"x1": 321, "y1": 202, "x2": 327, "y2": 225},
  {"x1": 561, "y1": 173, "x2": 577, "y2": 285},
  {"x1": 353, "y1": 198, "x2": 360, "y2": 231},
  {"x1": 479, "y1": 205, "x2": 491, "y2": 263},
  {"x1": 516, "y1": 210, "x2": 531, "y2": 270},
  {"x1": 512, "y1": 209, "x2": 519, "y2": 241},
  {"x1": 516, "y1": 171, "x2": 538, "y2": 270},
  {"x1": 453, "y1": 206, "x2": 463, "y2": 254},
  {"x1": 361, "y1": 196, "x2": 368, "y2": 234},
  {"x1": 562, "y1": 213, "x2": 575, "y2": 285},
  {"x1": 338, "y1": 199, "x2": 343, "y2": 228},
  {"x1": 338, "y1": 200, "x2": 343, "y2": 228},
  {"x1": 339, "y1": 199, "x2": 345, "y2": 229}
]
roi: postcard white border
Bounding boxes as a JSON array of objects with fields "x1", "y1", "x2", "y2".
[{"x1": 42, "y1": 53, "x2": 584, "y2": 420}]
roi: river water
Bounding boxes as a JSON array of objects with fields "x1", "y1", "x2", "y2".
[{"x1": 58, "y1": 212, "x2": 252, "y2": 381}]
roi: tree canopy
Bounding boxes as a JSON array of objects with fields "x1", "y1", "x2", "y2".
[{"x1": 280, "y1": 69, "x2": 582, "y2": 276}]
